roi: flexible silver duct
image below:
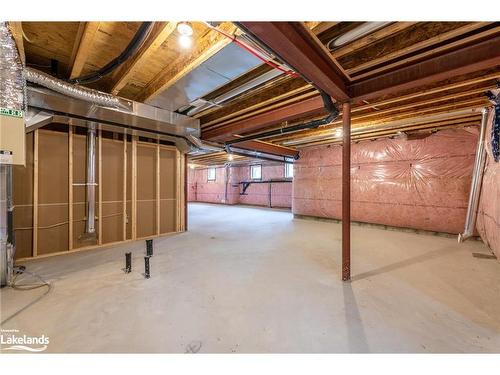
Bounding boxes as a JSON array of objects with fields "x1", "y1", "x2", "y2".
[
  {"x1": 25, "y1": 67, "x2": 130, "y2": 110},
  {"x1": 458, "y1": 107, "x2": 490, "y2": 242},
  {"x1": 0, "y1": 22, "x2": 24, "y2": 111}
]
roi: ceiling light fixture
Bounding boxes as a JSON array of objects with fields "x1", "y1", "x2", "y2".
[
  {"x1": 177, "y1": 22, "x2": 193, "y2": 49},
  {"x1": 177, "y1": 22, "x2": 193, "y2": 36},
  {"x1": 228, "y1": 154, "x2": 234, "y2": 161},
  {"x1": 327, "y1": 22, "x2": 391, "y2": 50}
]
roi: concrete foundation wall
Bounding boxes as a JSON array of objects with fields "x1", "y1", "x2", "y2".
[
  {"x1": 188, "y1": 163, "x2": 292, "y2": 208},
  {"x1": 293, "y1": 128, "x2": 478, "y2": 234},
  {"x1": 477, "y1": 109, "x2": 500, "y2": 258}
]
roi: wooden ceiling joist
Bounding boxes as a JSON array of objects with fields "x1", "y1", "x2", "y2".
[
  {"x1": 107, "y1": 22, "x2": 177, "y2": 95},
  {"x1": 239, "y1": 22, "x2": 350, "y2": 101},
  {"x1": 68, "y1": 22, "x2": 100, "y2": 79},
  {"x1": 349, "y1": 35, "x2": 500, "y2": 102},
  {"x1": 231, "y1": 139, "x2": 299, "y2": 159},
  {"x1": 135, "y1": 22, "x2": 237, "y2": 102},
  {"x1": 202, "y1": 95, "x2": 326, "y2": 141}
]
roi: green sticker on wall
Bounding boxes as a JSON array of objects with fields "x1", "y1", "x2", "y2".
[{"x1": 0, "y1": 107, "x2": 23, "y2": 118}]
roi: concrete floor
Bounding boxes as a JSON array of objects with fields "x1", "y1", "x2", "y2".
[{"x1": 1, "y1": 203, "x2": 500, "y2": 353}]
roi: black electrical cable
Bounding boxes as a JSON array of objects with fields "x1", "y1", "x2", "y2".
[{"x1": 69, "y1": 22, "x2": 154, "y2": 85}]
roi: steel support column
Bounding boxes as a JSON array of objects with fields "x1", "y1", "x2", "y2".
[
  {"x1": 184, "y1": 156, "x2": 188, "y2": 231},
  {"x1": 342, "y1": 102, "x2": 351, "y2": 281}
]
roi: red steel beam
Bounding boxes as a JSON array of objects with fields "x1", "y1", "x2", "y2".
[
  {"x1": 342, "y1": 102, "x2": 351, "y2": 282},
  {"x1": 350, "y1": 35, "x2": 500, "y2": 102},
  {"x1": 184, "y1": 156, "x2": 188, "y2": 231},
  {"x1": 203, "y1": 34, "x2": 500, "y2": 150},
  {"x1": 239, "y1": 22, "x2": 350, "y2": 102},
  {"x1": 202, "y1": 95, "x2": 325, "y2": 141}
]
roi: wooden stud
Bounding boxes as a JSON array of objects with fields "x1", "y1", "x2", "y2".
[
  {"x1": 123, "y1": 135, "x2": 127, "y2": 241},
  {"x1": 68, "y1": 126, "x2": 73, "y2": 250},
  {"x1": 156, "y1": 141, "x2": 160, "y2": 236},
  {"x1": 32, "y1": 129, "x2": 39, "y2": 257},
  {"x1": 131, "y1": 136, "x2": 137, "y2": 240},
  {"x1": 69, "y1": 22, "x2": 100, "y2": 80},
  {"x1": 98, "y1": 129, "x2": 102, "y2": 245},
  {"x1": 175, "y1": 150, "x2": 182, "y2": 232}
]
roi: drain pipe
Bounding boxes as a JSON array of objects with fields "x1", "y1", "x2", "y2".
[
  {"x1": 83, "y1": 122, "x2": 97, "y2": 239},
  {"x1": 458, "y1": 107, "x2": 490, "y2": 242}
]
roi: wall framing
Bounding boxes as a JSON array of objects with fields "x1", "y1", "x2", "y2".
[{"x1": 13, "y1": 126, "x2": 186, "y2": 261}]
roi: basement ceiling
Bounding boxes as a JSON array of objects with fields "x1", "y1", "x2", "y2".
[{"x1": 16, "y1": 21, "x2": 500, "y2": 165}]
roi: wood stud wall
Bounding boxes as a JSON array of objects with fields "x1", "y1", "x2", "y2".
[{"x1": 13, "y1": 127, "x2": 185, "y2": 261}]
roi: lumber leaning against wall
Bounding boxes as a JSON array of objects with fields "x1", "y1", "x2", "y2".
[
  {"x1": 293, "y1": 128, "x2": 478, "y2": 234},
  {"x1": 12, "y1": 127, "x2": 186, "y2": 260},
  {"x1": 476, "y1": 109, "x2": 500, "y2": 258}
]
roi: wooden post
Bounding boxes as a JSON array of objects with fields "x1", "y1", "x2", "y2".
[
  {"x1": 68, "y1": 126, "x2": 73, "y2": 250},
  {"x1": 33, "y1": 129, "x2": 39, "y2": 257},
  {"x1": 98, "y1": 129, "x2": 102, "y2": 245},
  {"x1": 123, "y1": 136, "x2": 127, "y2": 241},
  {"x1": 342, "y1": 102, "x2": 351, "y2": 281},
  {"x1": 131, "y1": 136, "x2": 137, "y2": 239},
  {"x1": 156, "y1": 142, "x2": 160, "y2": 236}
]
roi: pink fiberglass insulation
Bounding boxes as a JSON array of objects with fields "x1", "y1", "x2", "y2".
[
  {"x1": 188, "y1": 163, "x2": 292, "y2": 208},
  {"x1": 293, "y1": 128, "x2": 479, "y2": 234},
  {"x1": 477, "y1": 109, "x2": 500, "y2": 258}
]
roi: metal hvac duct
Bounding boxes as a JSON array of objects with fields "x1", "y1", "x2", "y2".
[
  {"x1": 458, "y1": 107, "x2": 491, "y2": 242},
  {"x1": 147, "y1": 42, "x2": 266, "y2": 113},
  {"x1": 83, "y1": 123, "x2": 97, "y2": 239}
]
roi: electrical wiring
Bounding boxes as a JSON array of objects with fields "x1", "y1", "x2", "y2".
[
  {"x1": 1, "y1": 266, "x2": 52, "y2": 325},
  {"x1": 204, "y1": 22, "x2": 298, "y2": 78}
]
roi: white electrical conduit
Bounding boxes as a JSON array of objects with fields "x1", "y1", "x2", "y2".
[{"x1": 458, "y1": 107, "x2": 491, "y2": 242}]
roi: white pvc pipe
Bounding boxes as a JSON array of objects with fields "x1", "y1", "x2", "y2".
[{"x1": 458, "y1": 107, "x2": 490, "y2": 242}]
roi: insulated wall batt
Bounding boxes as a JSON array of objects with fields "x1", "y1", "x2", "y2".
[
  {"x1": 293, "y1": 128, "x2": 478, "y2": 234},
  {"x1": 477, "y1": 110, "x2": 500, "y2": 258},
  {"x1": 187, "y1": 163, "x2": 292, "y2": 208}
]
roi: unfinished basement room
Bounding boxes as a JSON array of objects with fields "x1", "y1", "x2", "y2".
[{"x1": 1, "y1": 4, "x2": 500, "y2": 368}]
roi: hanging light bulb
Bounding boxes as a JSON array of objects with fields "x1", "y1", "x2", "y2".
[
  {"x1": 177, "y1": 22, "x2": 194, "y2": 49},
  {"x1": 177, "y1": 22, "x2": 193, "y2": 36},
  {"x1": 228, "y1": 154, "x2": 234, "y2": 161}
]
